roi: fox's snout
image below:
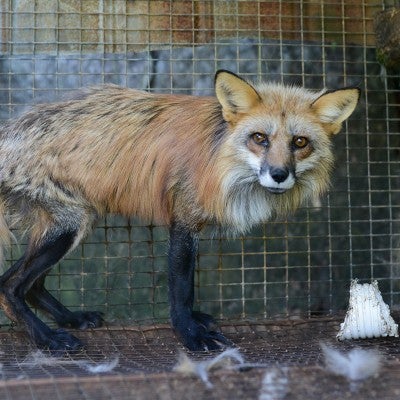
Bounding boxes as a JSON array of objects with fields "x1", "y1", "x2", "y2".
[
  {"x1": 269, "y1": 167, "x2": 290, "y2": 183},
  {"x1": 259, "y1": 165, "x2": 296, "y2": 194}
]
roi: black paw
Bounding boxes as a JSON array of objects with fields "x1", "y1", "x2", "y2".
[
  {"x1": 57, "y1": 311, "x2": 104, "y2": 330},
  {"x1": 34, "y1": 328, "x2": 83, "y2": 355},
  {"x1": 173, "y1": 311, "x2": 233, "y2": 351}
]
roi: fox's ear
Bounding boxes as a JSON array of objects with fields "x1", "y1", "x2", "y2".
[
  {"x1": 311, "y1": 87, "x2": 360, "y2": 135},
  {"x1": 215, "y1": 70, "x2": 261, "y2": 122}
]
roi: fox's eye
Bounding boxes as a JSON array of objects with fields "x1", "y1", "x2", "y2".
[
  {"x1": 293, "y1": 136, "x2": 308, "y2": 149},
  {"x1": 252, "y1": 132, "x2": 268, "y2": 146}
]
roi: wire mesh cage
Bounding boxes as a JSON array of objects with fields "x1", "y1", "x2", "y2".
[{"x1": 0, "y1": 1, "x2": 400, "y2": 399}]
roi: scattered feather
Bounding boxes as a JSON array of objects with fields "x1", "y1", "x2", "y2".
[
  {"x1": 81, "y1": 357, "x2": 119, "y2": 373},
  {"x1": 19, "y1": 350, "x2": 119, "y2": 374},
  {"x1": 21, "y1": 350, "x2": 69, "y2": 367},
  {"x1": 258, "y1": 368, "x2": 289, "y2": 400},
  {"x1": 321, "y1": 343, "x2": 382, "y2": 381},
  {"x1": 173, "y1": 348, "x2": 244, "y2": 388}
]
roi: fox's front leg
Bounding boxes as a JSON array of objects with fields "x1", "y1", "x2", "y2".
[{"x1": 168, "y1": 222, "x2": 231, "y2": 351}]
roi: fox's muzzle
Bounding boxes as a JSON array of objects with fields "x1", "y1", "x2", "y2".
[
  {"x1": 269, "y1": 167, "x2": 289, "y2": 183},
  {"x1": 259, "y1": 166, "x2": 296, "y2": 194}
]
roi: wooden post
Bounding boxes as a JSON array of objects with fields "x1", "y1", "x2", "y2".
[{"x1": 374, "y1": 8, "x2": 400, "y2": 70}]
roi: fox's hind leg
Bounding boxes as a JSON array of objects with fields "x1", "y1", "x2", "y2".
[
  {"x1": 26, "y1": 275, "x2": 104, "y2": 330},
  {"x1": 0, "y1": 208, "x2": 94, "y2": 353}
]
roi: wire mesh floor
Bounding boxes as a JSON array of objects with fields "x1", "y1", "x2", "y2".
[{"x1": 0, "y1": 316, "x2": 399, "y2": 399}]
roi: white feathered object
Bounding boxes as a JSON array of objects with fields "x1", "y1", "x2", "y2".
[{"x1": 337, "y1": 279, "x2": 398, "y2": 340}]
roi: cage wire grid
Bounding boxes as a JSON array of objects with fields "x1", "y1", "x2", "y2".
[{"x1": 1, "y1": 0, "x2": 400, "y2": 399}]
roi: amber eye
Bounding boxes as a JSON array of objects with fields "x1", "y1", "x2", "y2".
[
  {"x1": 252, "y1": 132, "x2": 269, "y2": 146},
  {"x1": 293, "y1": 136, "x2": 309, "y2": 149}
]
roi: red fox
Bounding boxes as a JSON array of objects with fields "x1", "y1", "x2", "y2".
[{"x1": 0, "y1": 70, "x2": 359, "y2": 353}]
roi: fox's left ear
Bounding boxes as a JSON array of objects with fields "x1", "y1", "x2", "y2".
[
  {"x1": 215, "y1": 70, "x2": 261, "y2": 123},
  {"x1": 311, "y1": 87, "x2": 360, "y2": 135}
]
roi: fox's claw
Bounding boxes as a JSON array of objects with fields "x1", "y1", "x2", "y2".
[
  {"x1": 57, "y1": 311, "x2": 104, "y2": 330},
  {"x1": 174, "y1": 311, "x2": 232, "y2": 351}
]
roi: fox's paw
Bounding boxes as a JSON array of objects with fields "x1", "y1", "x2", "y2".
[
  {"x1": 58, "y1": 311, "x2": 104, "y2": 330},
  {"x1": 34, "y1": 328, "x2": 83, "y2": 356},
  {"x1": 173, "y1": 311, "x2": 233, "y2": 351}
]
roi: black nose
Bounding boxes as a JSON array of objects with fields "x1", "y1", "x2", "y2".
[{"x1": 270, "y1": 167, "x2": 289, "y2": 183}]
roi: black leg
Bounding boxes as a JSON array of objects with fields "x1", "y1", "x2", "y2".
[
  {"x1": 26, "y1": 275, "x2": 104, "y2": 330},
  {"x1": 168, "y1": 222, "x2": 231, "y2": 351},
  {"x1": 0, "y1": 229, "x2": 84, "y2": 353}
]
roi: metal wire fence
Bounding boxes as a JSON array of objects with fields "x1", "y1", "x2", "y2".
[{"x1": 0, "y1": 0, "x2": 399, "y2": 327}]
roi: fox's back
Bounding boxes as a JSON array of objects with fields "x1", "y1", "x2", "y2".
[{"x1": 0, "y1": 86, "x2": 223, "y2": 224}]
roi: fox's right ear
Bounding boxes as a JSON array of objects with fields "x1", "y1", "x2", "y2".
[{"x1": 215, "y1": 70, "x2": 261, "y2": 123}]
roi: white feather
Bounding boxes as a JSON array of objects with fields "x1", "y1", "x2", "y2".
[
  {"x1": 321, "y1": 343, "x2": 382, "y2": 381},
  {"x1": 20, "y1": 350, "x2": 119, "y2": 374},
  {"x1": 81, "y1": 357, "x2": 119, "y2": 373},
  {"x1": 258, "y1": 368, "x2": 288, "y2": 400},
  {"x1": 173, "y1": 348, "x2": 244, "y2": 388}
]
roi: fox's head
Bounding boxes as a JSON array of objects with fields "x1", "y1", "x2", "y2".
[{"x1": 214, "y1": 70, "x2": 360, "y2": 195}]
